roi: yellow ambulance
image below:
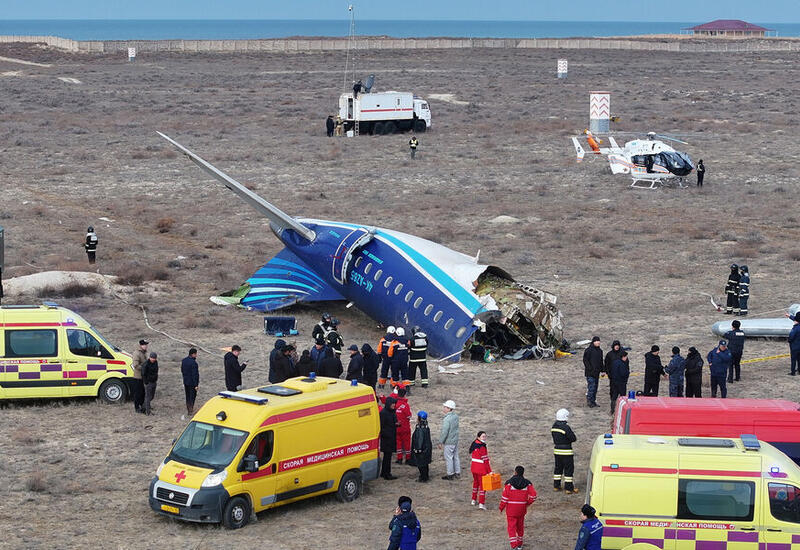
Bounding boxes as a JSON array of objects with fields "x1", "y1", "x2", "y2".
[
  {"x1": 149, "y1": 375, "x2": 380, "y2": 528},
  {"x1": 586, "y1": 433, "x2": 800, "y2": 549},
  {"x1": 0, "y1": 303, "x2": 134, "y2": 403}
]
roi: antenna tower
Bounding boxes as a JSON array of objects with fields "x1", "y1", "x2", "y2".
[{"x1": 343, "y1": 5, "x2": 356, "y2": 92}]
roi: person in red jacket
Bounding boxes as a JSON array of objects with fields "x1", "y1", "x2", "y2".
[
  {"x1": 499, "y1": 465, "x2": 538, "y2": 550},
  {"x1": 395, "y1": 386, "x2": 413, "y2": 463},
  {"x1": 469, "y1": 431, "x2": 492, "y2": 510}
]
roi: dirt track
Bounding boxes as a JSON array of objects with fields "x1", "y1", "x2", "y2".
[{"x1": 1, "y1": 42, "x2": 799, "y2": 549}]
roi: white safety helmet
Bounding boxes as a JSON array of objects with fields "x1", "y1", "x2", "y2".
[
  {"x1": 387, "y1": 326, "x2": 396, "y2": 334},
  {"x1": 443, "y1": 400, "x2": 456, "y2": 410},
  {"x1": 395, "y1": 327, "x2": 405, "y2": 337},
  {"x1": 556, "y1": 408, "x2": 570, "y2": 422}
]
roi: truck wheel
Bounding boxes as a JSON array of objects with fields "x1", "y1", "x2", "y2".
[
  {"x1": 383, "y1": 121, "x2": 396, "y2": 135},
  {"x1": 222, "y1": 496, "x2": 251, "y2": 529},
  {"x1": 414, "y1": 120, "x2": 427, "y2": 133},
  {"x1": 336, "y1": 470, "x2": 362, "y2": 503},
  {"x1": 373, "y1": 122, "x2": 385, "y2": 135},
  {"x1": 98, "y1": 378, "x2": 127, "y2": 404}
]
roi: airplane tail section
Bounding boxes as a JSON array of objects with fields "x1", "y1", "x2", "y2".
[
  {"x1": 572, "y1": 137, "x2": 585, "y2": 162},
  {"x1": 213, "y1": 248, "x2": 345, "y2": 311},
  {"x1": 157, "y1": 132, "x2": 316, "y2": 242}
]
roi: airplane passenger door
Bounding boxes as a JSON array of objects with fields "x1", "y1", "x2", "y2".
[{"x1": 332, "y1": 228, "x2": 373, "y2": 285}]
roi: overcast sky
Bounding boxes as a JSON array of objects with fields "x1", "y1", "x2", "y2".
[{"x1": 3, "y1": 0, "x2": 797, "y2": 22}]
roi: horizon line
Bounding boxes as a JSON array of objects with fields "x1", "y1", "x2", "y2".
[{"x1": 0, "y1": 18, "x2": 796, "y2": 24}]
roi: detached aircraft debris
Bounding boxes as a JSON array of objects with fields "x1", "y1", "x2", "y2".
[
  {"x1": 157, "y1": 132, "x2": 564, "y2": 359},
  {"x1": 572, "y1": 130, "x2": 694, "y2": 189},
  {"x1": 712, "y1": 304, "x2": 800, "y2": 338}
]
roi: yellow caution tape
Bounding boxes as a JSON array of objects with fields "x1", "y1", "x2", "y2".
[{"x1": 741, "y1": 353, "x2": 790, "y2": 364}]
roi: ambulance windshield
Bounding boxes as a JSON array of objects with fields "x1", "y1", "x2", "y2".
[{"x1": 170, "y1": 421, "x2": 248, "y2": 470}]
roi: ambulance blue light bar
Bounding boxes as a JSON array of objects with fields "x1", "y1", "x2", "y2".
[
  {"x1": 218, "y1": 391, "x2": 269, "y2": 405},
  {"x1": 741, "y1": 434, "x2": 761, "y2": 451}
]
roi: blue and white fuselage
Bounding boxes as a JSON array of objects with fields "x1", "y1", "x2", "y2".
[{"x1": 244, "y1": 218, "x2": 495, "y2": 358}]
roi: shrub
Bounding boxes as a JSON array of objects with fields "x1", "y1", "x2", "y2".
[
  {"x1": 156, "y1": 217, "x2": 175, "y2": 233},
  {"x1": 26, "y1": 471, "x2": 47, "y2": 493},
  {"x1": 36, "y1": 282, "x2": 101, "y2": 299}
]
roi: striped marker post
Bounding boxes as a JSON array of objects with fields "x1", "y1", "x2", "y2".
[
  {"x1": 557, "y1": 58, "x2": 568, "y2": 79},
  {"x1": 590, "y1": 91, "x2": 610, "y2": 134}
]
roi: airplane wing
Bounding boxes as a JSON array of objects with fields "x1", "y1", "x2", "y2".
[
  {"x1": 218, "y1": 248, "x2": 345, "y2": 311},
  {"x1": 571, "y1": 137, "x2": 585, "y2": 162},
  {"x1": 157, "y1": 132, "x2": 316, "y2": 242}
]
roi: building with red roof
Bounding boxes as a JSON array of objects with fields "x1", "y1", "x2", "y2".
[{"x1": 685, "y1": 19, "x2": 774, "y2": 37}]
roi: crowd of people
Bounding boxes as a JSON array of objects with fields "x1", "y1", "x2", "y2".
[{"x1": 582, "y1": 317, "x2": 757, "y2": 411}]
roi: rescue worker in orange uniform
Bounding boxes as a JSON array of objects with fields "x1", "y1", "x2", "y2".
[
  {"x1": 377, "y1": 326, "x2": 396, "y2": 389},
  {"x1": 469, "y1": 431, "x2": 492, "y2": 510},
  {"x1": 499, "y1": 465, "x2": 538, "y2": 549},
  {"x1": 394, "y1": 386, "x2": 413, "y2": 463}
]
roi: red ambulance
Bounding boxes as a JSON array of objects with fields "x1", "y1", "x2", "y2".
[{"x1": 612, "y1": 395, "x2": 800, "y2": 465}]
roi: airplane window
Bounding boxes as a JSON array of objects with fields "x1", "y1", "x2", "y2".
[
  {"x1": 364, "y1": 262, "x2": 373, "y2": 275},
  {"x1": 433, "y1": 311, "x2": 443, "y2": 322},
  {"x1": 394, "y1": 283, "x2": 403, "y2": 295},
  {"x1": 424, "y1": 304, "x2": 433, "y2": 316},
  {"x1": 414, "y1": 297, "x2": 423, "y2": 309},
  {"x1": 455, "y1": 327, "x2": 467, "y2": 338},
  {"x1": 444, "y1": 318, "x2": 454, "y2": 330},
  {"x1": 405, "y1": 291, "x2": 414, "y2": 303},
  {"x1": 384, "y1": 276, "x2": 393, "y2": 288},
  {"x1": 354, "y1": 256, "x2": 362, "y2": 268},
  {"x1": 374, "y1": 269, "x2": 383, "y2": 281}
]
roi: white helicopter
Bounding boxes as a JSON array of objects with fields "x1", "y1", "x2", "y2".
[{"x1": 571, "y1": 130, "x2": 695, "y2": 190}]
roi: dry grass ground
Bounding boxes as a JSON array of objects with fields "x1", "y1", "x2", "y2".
[{"x1": 1, "y1": 42, "x2": 799, "y2": 549}]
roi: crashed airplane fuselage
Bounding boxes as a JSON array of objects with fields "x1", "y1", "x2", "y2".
[{"x1": 158, "y1": 133, "x2": 563, "y2": 359}]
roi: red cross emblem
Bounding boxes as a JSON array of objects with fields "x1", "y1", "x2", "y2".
[{"x1": 174, "y1": 470, "x2": 187, "y2": 483}]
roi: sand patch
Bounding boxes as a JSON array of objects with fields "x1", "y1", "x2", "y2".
[
  {"x1": 428, "y1": 93, "x2": 469, "y2": 105},
  {"x1": 2, "y1": 271, "x2": 113, "y2": 297},
  {"x1": 1, "y1": 70, "x2": 22, "y2": 77},
  {"x1": 0, "y1": 55, "x2": 51, "y2": 67}
]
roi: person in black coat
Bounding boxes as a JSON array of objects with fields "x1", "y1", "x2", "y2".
[
  {"x1": 295, "y1": 349, "x2": 315, "y2": 377},
  {"x1": 684, "y1": 346, "x2": 704, "y2": 398},
  {"x1": 142, "y1": 352, "x2": 159, "y2": 415},
  {"x1": 409, "y1": 411, "x2": 433, "y2": 482},
  {"x1": 643, "y1": 345, "x2": 665, "y2": 396},
  {"x1": 319, "y1": 347, "x2": 343, "y2": 379},
  {"x1": 224, "y1": 345, "x2": 247, "y2": 392},
  {"x1": 273, "y1": 345, "x2": 297, "y2": 383},
  {"x1": 603, "y1": 340, "x2": 623, "y2": 405},
  {"x1": 609, "y1": 351, "x2": 630, "y2": 413},
  {"x1": 268, "y1": 339, "x2": 286, "y2": 384},
  {"x1": 582, "y1": 337, "x2": 603, "y2": 408},
  {"x1": 346, "y1": 344, "x2": 364, "y2": 381},
  {"x1": 380, "y1": 396, "x2": 398, "y2": 480},
  {"x1": 361, "y1": 343, "x2": 380, "y2": 391},
  {"x1": 180, "y1": 348, "x2": 200, "y2": 416},
  {"x1": 325, "y1": 115, "x2": 334, "y2": 137}
]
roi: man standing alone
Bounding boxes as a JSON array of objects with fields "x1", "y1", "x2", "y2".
[
  {"x1": 408, "y1": 135, "x2": 419, "y2": 159},
  {"x1": 499, "y1": 465, "x2": 537, "y2": 550},
  {"x1": 181, "y1": 348, "x2": 199, "y2": 416},
  {"x1": 224, "y1": 345, "x2": 247, "y2": 392},
  {"x1": 439, "y1": 400, "x2": 461, "y2": 480},
  {"x1": 582, "y1": 337, "x2": 603, "y2": 408},
  {"x1": 696, "y1": 159, "x2": 705, "y2": 187},
  {"x1": 84, "y1": 226, "x2": 98, "y2": 264},
  {"x1": 788, "y1": 311, "x2": 800, "y2": 376}
]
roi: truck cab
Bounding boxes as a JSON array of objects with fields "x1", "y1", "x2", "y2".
[{"x1": 413, "y1": 98, "x2": 431, "y2": 129}]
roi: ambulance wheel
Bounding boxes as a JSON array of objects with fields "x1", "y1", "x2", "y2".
[
  {"x1": 373, "y1": 122, "x2": 385, "y2": 135},
  {"x1": 222, "y1": 496, "x2": 251, "y2": 529},
  {"x1": 98, "y1": 379, "x2": 127, "y2": 404},
  {"x1": 383, "y1": 121, "x2": 396, "y2": 135},
  {"x1": 413, "y1": 120, "x2": 427, "y2": 133},
  {"x1": 623, "y1": 544, "x2": 662, "y2": 550},
  {"x1": 336, "y1": 470, "x2": 362, "y2": 502}
]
